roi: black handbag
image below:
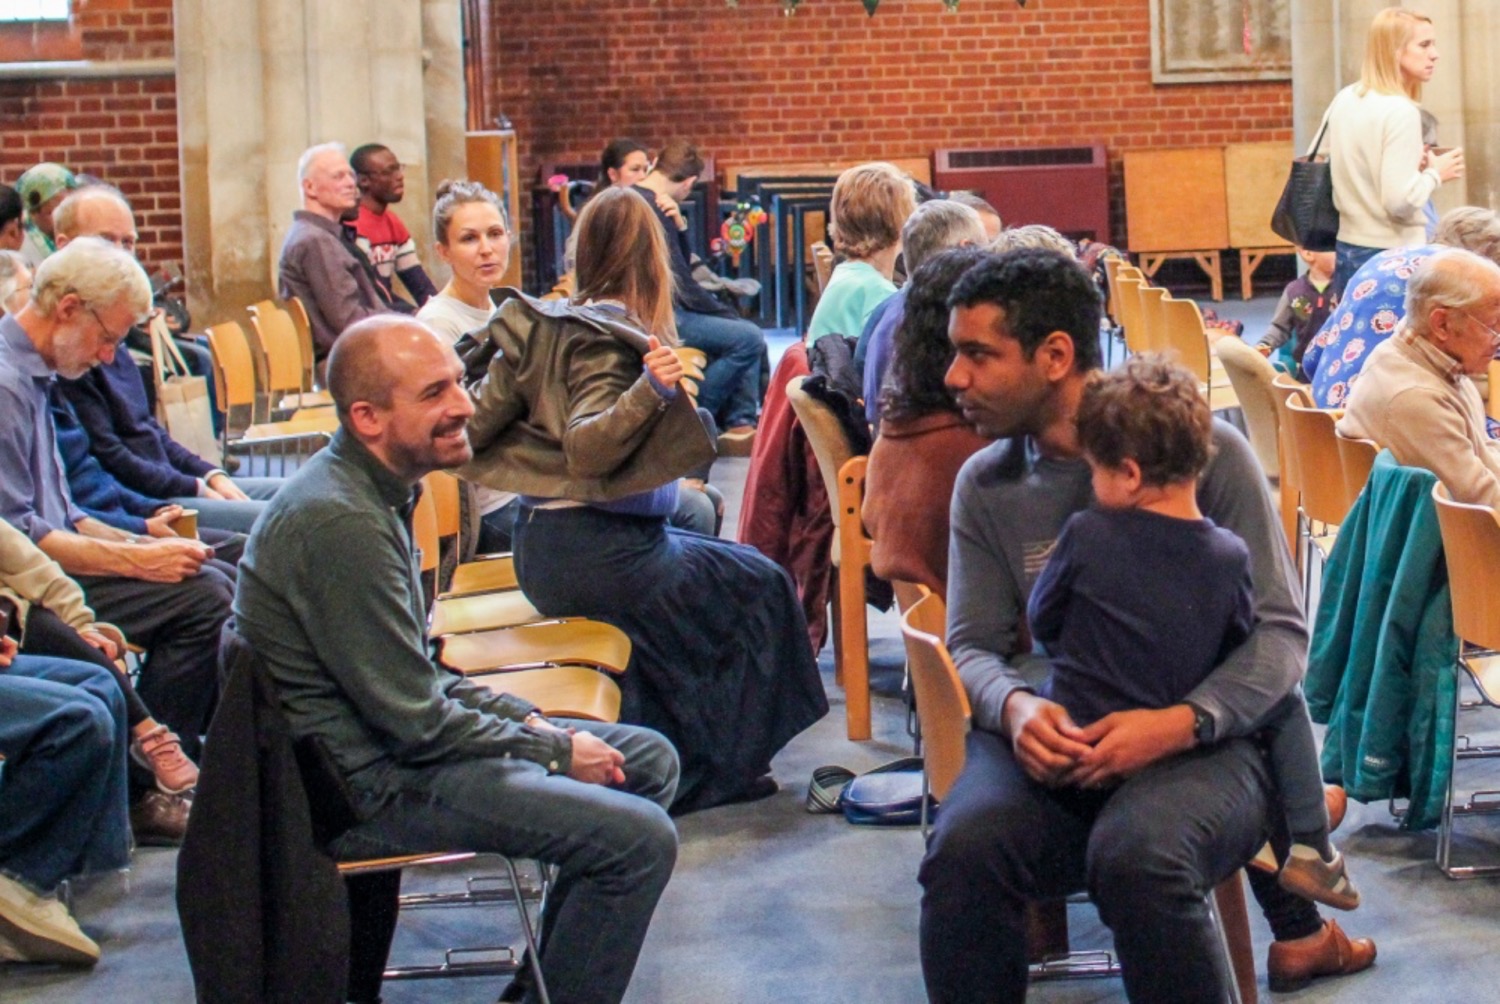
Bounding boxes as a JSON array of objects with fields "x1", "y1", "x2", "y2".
[{"x1": 1271, "y1": 113, "x2": 1339, "y2": 252}]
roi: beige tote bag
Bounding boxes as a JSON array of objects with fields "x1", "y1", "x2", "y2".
[{"x1": 150, "y1": 314, "x2": 222, "y2": 466}]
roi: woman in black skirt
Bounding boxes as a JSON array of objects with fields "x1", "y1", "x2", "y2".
[{"x1": 459, "y1": 187, "x2": 827, "y2": 812}]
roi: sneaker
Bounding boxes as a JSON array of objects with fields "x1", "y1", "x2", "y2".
[
  {"x1": 0, "y1": 874, "x2": 100, "y2": 966},
  {"x1": 1279, "y1": 843, "x2": 1360, "y2": 911},
  {"x1": 130, "y1": 725, "x2": 199, "y2": 794}
]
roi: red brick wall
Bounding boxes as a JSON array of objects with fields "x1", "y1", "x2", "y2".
[
  {"x1": 0, "y1": 0, "x2": 180, "y2": 269},
  {"x1": 485, "y1": 0, "x2": 1293, "y2": 250}
]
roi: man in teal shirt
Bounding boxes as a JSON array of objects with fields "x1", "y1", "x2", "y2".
[{"x1": 233, "y1": 315, "x2": 679, "y2": 1004}]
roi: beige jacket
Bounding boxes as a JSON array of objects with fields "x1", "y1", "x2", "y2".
[
  {"x1": 457, "y1": 290, "x2": 716, "y2": 503},
  {"x1": 1326, "y1": 85, "x2": 1441, "y2": 249},
  {"x1": 0, "y1": 517, "x2": 124, "y2": 647},
  {"x1": 1338, "y1": 328, "x2": 1500, "y2": 508}
]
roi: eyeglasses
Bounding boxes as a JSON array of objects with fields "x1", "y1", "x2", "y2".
[
  {"x1": 1461, "y1": 311, "x2": 1500, "y2": 344},
  {"x1": 86, "y1": 305, "x2": 130, "y2": 347}
]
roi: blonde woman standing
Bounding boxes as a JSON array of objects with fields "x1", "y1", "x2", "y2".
[{"x1": 1326, "y1": 7, "x2": 1464, "y2": 291}]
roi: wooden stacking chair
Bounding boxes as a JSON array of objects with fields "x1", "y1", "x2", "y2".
[
  {"x1": 898, "y1": 591, "x2": 1256, "y2": 1002},
  {"x1": 785, "y1": 375, "x2": 874, "y2": 740},
  {"x1": 1430, "y1": 483, "x2": 1500, "y2": 878},
  {"x1": 1135, "y1": 283, "x2": 1170, "y2": 356},
  {"x1": 283, "y1": 295, "x2": 319, "y2": 392},
  {"x1": 1334, "y1": 430, "x2": 1380, "y2": 514},
  {"x1": 1283, "y1": 398, "x2": 1349, "y2": 599},
  {"x1": 1213, "y1": 335, "x2": 1281, "y2": 480},
  {"x1": 1114, "y1": 273, "x2": 1149, "y2": 356},
  {"x1": 412, "y1": 482, "x2": 630, "y2": 691},
  {"x1": 421, "y1": 471, "x2": 519, "y2": 597},
  {"x1": 247, "y1": 299, "x2": 333, "y2": 415},
  {"x1": 1269, "y1": 373, "x2": 1313, "y2": 559},
  {"x1": 1158, "y1": 295, "x2": 1238, "y2": 412},
  {"x1": 202, "y1": 320, "x2": 336, "y2": 469}
]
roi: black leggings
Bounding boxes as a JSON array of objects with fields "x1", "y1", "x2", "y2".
[{"x1": 22, "y1": 605, "x2": 152, "y2": 728}]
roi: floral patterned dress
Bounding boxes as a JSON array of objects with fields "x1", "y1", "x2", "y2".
[{"x1": 1303, "y1": 244, "x2": 1439, "y2": 408}]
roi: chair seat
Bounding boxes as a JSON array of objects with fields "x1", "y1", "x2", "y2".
[
  {"x1": 430, "y1": 590, "x2": 543, "y2": 637},
  {"x1": 467, "y1": 665, "x2": 623, "y2": 722},
  {"x1": 446, "y1": 555, "x2": 519, "y2": 596},
  {"x1": 441, "y1": 619, "x2": 632, "y2": 675},
  {"x1": 280, "y1": 390, "x2": 335, "y2": 412},
  {"x1": 1461, "y1": 651, "x2": 1500, "y2": 707}
]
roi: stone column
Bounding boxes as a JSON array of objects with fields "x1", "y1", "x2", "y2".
[
  {"x1": 1458, "y1": 0, "x2": 1500, "y2": 209},
  {"x1": 175, "y1": 0, "x2": 466, "y2": 326}
]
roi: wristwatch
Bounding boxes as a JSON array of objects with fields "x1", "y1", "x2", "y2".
[{"x1": 1187, "y1": 702, "x2": 1215, "y2": 746}]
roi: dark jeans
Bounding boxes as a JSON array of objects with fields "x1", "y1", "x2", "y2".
[
  {"x1": 0, "y1": 656, "x2": 131, "y2": 892},
  {"x1": 674, "y1": 308, "x2": 764, "y2": 429},
  {"x1": 1333, "y1": 241, "x2": 1382, "y2": 298},
  {"x1": 332, "y1": 719, "x2": 680, "y2": 1004},
  {"x1": 74, "y1": 568, "x2": 233, "y2": 761},
  {"x1": 919, "y1": 729, "x2": 1273, "y2": 1004}
]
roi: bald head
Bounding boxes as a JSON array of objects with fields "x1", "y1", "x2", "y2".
[
  {"x1": 54, "y1": 187, "x2": 137, "y2": 255},
  {"x1": 328, "y1": 315, "x2": 476, "y2": 480},
  {"x1": 328, "y1": 315, "x2": 413, "y2": 422}
]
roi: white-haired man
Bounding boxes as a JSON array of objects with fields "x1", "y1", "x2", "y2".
[
  {"x1": 278, "y1": 142, "x2": 391, "y2": 362},
  {"x1": 1339, "y1": 247, "x2": 1500, "y2": 505},
  {"x1": 0, "y1": 238, "x2": 231, "y2": 842}
]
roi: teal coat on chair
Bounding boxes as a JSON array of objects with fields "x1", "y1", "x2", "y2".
[{"x1": 1305, "y1": 452, "x2": 1458, "y2": 830}]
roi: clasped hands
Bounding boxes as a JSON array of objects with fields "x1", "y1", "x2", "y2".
[{"x1": 1001, "y1": 691, "x2": 1196, "y2": 790}]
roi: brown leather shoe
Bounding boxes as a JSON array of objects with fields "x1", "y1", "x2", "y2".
[
  {"x1": 129, "y1": 791, "x2": 191, "y2": 847},
  {"x1": 1267, "y1": 919, "x2": 1376, "y2": 992},
  {"x1": 1326, "y1": 784, "x2": 1349, "y2": 832}
]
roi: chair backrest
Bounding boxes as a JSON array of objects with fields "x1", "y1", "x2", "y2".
[
  {"x1": 1334, "y1": 430, "x2": 1379, "y2": 512},
  {"x1": 1284, "y1": 399, "x2": 1350, "y2": 525},
  {"x1": 247, "y1": 300, "x2": 305, "y2": 399},
  {"x1": 284, "y1": 296, "x2": 317, "y2": 391},
  {"x1": 423, "y1": 471, "x2": 464, "y2": 540},
  {"x1": 1102, "y1": 255, "x2": 1123, "y2": 327},
  {"x1": 203, "y1": 321, "x2": 257, "y2": 415},
  {"x1": 1136, "y1": 283, "x2": 1170, "y2": 355},
  {"x1": 1114, "y1": 275, "x2": 1148, "y2": 355},
  {"x1": 786, "y1": 376, "x2": 855, "y2": 545},
  {"x1": 412, "y1": 483, "x2": 440, "y2": 575},
  {"x1": 898, "y1": 592, "x2": 971, "y2": 801},
  {"x1": 1159, "y1": 295, "x2": 1211, "y2": 384},
  {"x1": 1432, "y1": 483, "x2": 1500, "y2": 652},
  {"x1": 1214, "y1": 335, "x2": 1281, "y2": 478}
]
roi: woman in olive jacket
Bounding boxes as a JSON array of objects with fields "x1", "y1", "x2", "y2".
[{"x1": 459, "y1": 188, "x2": 828, "y2": 813}]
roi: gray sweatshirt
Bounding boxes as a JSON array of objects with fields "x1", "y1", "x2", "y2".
[{"x1": 946, "y1": 420, "x2": 1307, "y2": 740}]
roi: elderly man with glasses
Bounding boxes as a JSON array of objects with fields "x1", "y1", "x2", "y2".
[
  {"x1": 0, "y1": 237, "x2": 232, "y2": 844},
  {"x1": 1339, "y1": 247, "x2": 1500, "y2": 506}
]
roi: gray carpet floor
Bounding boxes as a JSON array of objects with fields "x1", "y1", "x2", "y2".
[{"x1": 11, "y1": 291, "x2": 1500, "y2": 1003}]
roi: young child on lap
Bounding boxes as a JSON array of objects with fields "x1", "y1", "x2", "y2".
[{"x1": 1027, "y1": 354, "x2": 1358, "y2": 911}]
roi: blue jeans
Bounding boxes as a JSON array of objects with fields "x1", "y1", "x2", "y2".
[
  {"x1": 0, "y1": 657, "x2": 131, "y2": 894},
  {"x1": 919, "y1": 730, "x2": 1273, "y2": 1003},
  {"x1": 332, "y1": 719, "x2": 680, "y2": 1004},
  {"x1": 1333, "y1": 241, "x2": 1382, "y2": 299},
  {"x1": 170, "y1": 475, "x2": 281, "y2": 534},
  {"x1": 674, "y1": 308, "x2": 764, "y2": 429}
]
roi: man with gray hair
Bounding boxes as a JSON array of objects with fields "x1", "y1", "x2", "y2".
[
  {"x1": 1339, "y1": 247, "x2": 1500, "y2": 506},
  {"x1": 278, "y1": 142, "x2": 391, "y2": 362},
  {"x1": 0, "y1": 237, "x2": 232, "y2": 842},
  {"x1": 858, "y1": 198, "x2": 987, "y2": 426}
]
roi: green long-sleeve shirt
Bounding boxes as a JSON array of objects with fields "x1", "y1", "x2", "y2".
[{"x1": 234, "y1": 428, "x2": 573, "y2": 779}]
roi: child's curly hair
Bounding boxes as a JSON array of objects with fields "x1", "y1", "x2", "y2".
[{"x1": 1077, "y1": 353, "x2": 1214, "y2": 486}]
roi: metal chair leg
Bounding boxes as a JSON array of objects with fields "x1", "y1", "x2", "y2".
[
  {"x1": 503, "y1": 856, "x2": 551, "y2": 1004},
  {"x1": 1205, "y1": 888, "x2": 1244, "y2": 1004}
]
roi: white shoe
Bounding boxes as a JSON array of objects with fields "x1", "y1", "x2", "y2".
[{"x1": 0, "y1": 874, "x2": 100, "y2": 965}]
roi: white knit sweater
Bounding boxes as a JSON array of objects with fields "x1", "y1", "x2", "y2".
[{"x1": 1324, "y1": 84, "x2": 1441, "y2": 249}]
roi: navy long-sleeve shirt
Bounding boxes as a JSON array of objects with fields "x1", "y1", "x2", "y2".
[
  {"x1": 1027, "y1": 506, "x2": 1255, "y2": 727},
  {"x1": 57, "y1": 342, "x2": 215, "y2": 500},
  {"x1": 50, "y1": 389, "x2": 160, "y2": 535}
]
